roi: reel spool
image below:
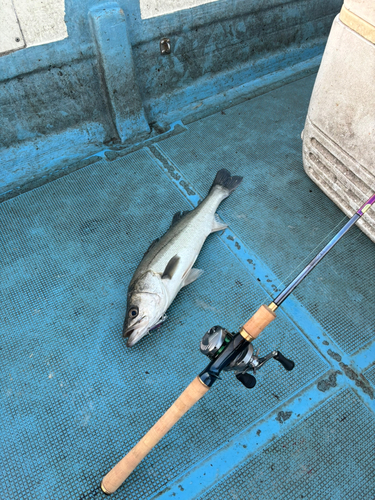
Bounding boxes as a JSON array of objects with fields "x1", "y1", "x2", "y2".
[{"x1": 200, "y1": 325, "x2": 295, "y2": 389}]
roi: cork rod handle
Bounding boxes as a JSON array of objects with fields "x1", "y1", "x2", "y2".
[
  {"x1": 240, "y1": 304, "x2": 276, "y2": 342},
  {"x1": 101, "y1": 377, "x2": 209, "y2": 494}
]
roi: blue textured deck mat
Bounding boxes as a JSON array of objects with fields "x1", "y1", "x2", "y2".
[
  {"x1": 1, "y1": 149, "x2": 328, "y2": 499},
  {"x1": 157, "y1": 75, "x2": 375, "y2": 356},
  {"x1": 1, "y1": 74, "x2": 374, "y2": 500},
  {"x1": 365, "y1": 364, "x2": 375, "y2": 388},
  {"x1": 198, "y1": 389, "x2": 375, "y2": 500}
]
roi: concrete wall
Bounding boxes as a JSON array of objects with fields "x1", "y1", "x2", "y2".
[{"x1": 0, "y1": 0, "x2": 342, "y2": 198}]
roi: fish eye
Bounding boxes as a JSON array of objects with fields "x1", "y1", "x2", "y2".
[{"x1": 128, "y1": 306, "x2": 139, "y2": 318}]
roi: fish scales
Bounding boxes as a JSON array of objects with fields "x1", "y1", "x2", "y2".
[{"x1": 123, "y1": 168, "x2": 243, "y2": 347}]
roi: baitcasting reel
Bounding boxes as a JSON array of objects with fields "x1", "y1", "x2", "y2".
[{"x1": 200, "y1": 326, "x2": 295, "y2": 389}]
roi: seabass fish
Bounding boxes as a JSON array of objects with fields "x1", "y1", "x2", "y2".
[{"x1": 123, "y1": 169, "x2": 243, "y2": 346}]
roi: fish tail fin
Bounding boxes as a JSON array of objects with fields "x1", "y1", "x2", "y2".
[{"x1": 210, "y1": 169, "x2": 243, "y2": 198}]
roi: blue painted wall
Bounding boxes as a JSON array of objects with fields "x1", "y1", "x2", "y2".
[{"x1": 0, "y1": 0, "x2": 341, "y2": 198}]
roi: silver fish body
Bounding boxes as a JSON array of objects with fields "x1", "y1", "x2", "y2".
[{"x1": 123, "y1": 169, "x2": 243, "y2": 346}]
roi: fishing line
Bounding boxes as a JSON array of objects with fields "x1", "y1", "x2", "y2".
[
  {"x1": 101, "y1": 192, "x2": 375, "y2": 495},
  {"x1": 275, "y1": 212, "x2": 349, "y2": 291}
]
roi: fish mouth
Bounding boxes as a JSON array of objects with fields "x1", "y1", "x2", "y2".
[
  {"x1": 123, "y1": 316, "x2": 150, "y2": 347},
  {"x1": 122, "y1": 315, "x2": 146, "y2": 339},
  {"x1": 126, "y1": 328, "x2": 149, "y2": 347},
  {"x1": 122, "y1": 315, "x2": 167, "y2": 347},
  {"x1": 122, "y1": 328, "x2": 134, "y2": 339}
]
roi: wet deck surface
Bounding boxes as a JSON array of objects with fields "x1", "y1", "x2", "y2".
[{"x1": 2, "y1": 75, "x2": 374, "y2": 499}]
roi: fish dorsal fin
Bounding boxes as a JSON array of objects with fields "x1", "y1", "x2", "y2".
[
  {"x1": 161, "y1": 255, "x2": 180, "y2": 279},
  {"x1": 143, "y1": 237, "x2": 160, "y2": 257},
  {"x1": 211, "y1": 213, "x2": 228, "y2": 233},
  {"x1": 171, "y1": 210, "x2": 190, "y2": 227}
]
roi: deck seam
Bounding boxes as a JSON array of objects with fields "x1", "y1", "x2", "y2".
[
  {"x1": 151, "y1": 382, "x2": 354, "y2": 500},
  {"x1": 146, "y1": 143, "x2": 375, "y2": 398}
]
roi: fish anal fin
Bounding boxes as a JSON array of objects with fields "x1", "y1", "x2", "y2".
[
  {"x1": 211, "y1": 213, "x2": 228, "y2": 233},
  {"x1": 183, "y1": 268, "x2": 204, "y2": 287},
  {"x1": 161, "y1": 255, "x2": 180, "y2": 279}
]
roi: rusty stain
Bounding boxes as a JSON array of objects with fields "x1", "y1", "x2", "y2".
[
  {"x1": 339, "y1": 363, "x2": 374, "y2": 399},
  {"x1": 276, "y1": 411, "x2": 292, "y2": 424},
  {"x1": 327, "y1": 349, "x2": 342, "y2": 362},
  {"x1": 317, "y1": 370, "x2": 341, "y2": 392},
  {"x1": 149, "y1": 145, "x2": 181, "y2": 181},
  {"x1": 179, "y1": 180, "x2": 195, "y2": 195}
]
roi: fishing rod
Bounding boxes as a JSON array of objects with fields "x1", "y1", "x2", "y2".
[{"x1": 101, "y1": 192, "x2": 375, "y2": 495}]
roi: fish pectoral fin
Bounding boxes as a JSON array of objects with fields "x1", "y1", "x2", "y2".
[
  {"x1": 183, "y1": 268, "x2": 204, "y2": 287},
  {"x1": 161, "y1": 254, "x2": 181, "y2": 280},
  {"x1": 211, "y1": 213, "x2": 228, "y2": 233}
]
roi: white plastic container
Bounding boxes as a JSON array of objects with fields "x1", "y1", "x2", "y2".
[{"x1": 302, "y1": 0, "x2": 375, "y2": 242}]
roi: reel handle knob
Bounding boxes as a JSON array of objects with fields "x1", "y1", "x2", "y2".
[
  {"x1": 273, "y1": 351, "x2": 295, "y2": 371},
  {"x1": 236, "y1": 372, "x2": 256, "y2": 389}
]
